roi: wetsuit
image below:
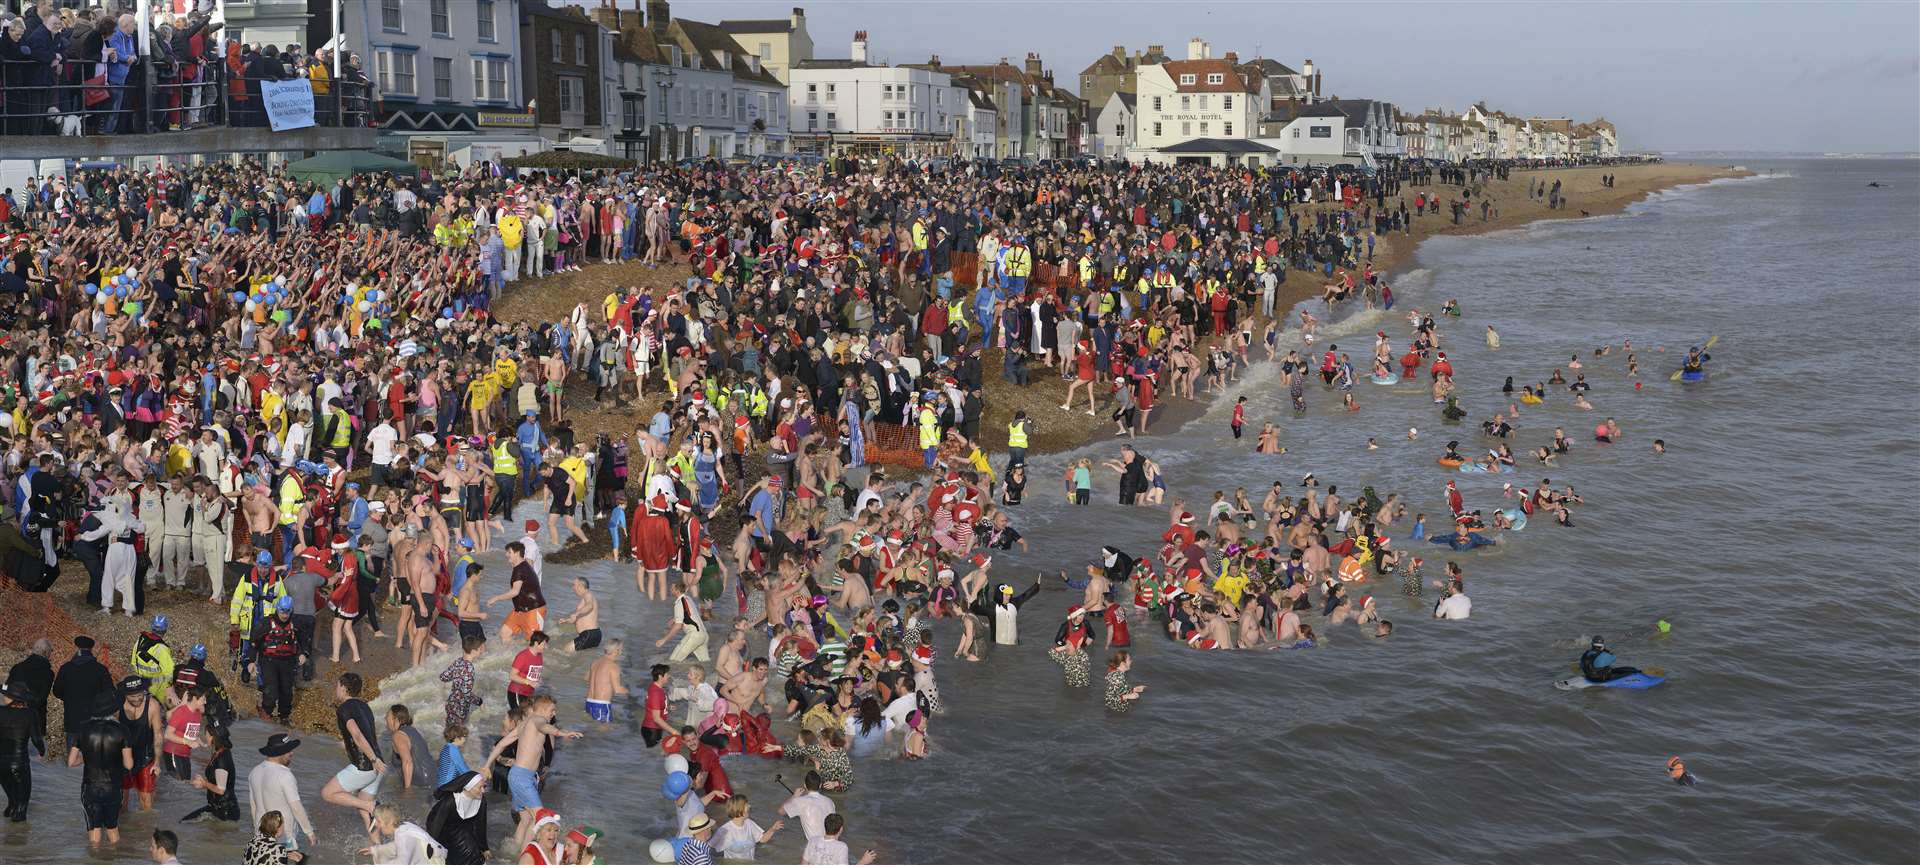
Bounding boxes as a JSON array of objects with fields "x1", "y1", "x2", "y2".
[
  {"x1": 75, "y1": 716, "x2": 130, "y2": 830},
  {"x1": 0, "y1": 701, "x2": 39, "y2": 818},
  {"x1": 1580, "y1": 648, "x2": 1641, "y2": 683}
]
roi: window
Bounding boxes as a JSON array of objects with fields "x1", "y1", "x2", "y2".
[
  {"x1": 1224, "y1": 95, "x2": 1233, "y2": 111},
  {"x1": 825, "y1": 83, "x2": 836, "y2": 102},
  {"x1": 433, "y1": 57, "x2": 452, "y2": 98},
  {"x1": 380, "y1": 0, "x2": 403, "y2": 31},
  {"x1": 805, "y1": 83, "x2": 817, "y2": 102},
  {"x1": 1181, "y1": 121, "x2": 1190, "y2": 136},
  {"x1": 807, "y1": 111, "x2": 817, "y2": 130},
  {"x1": 1152, "y1": 96, "x2": 1161, "y2": 112},
  {"x1": 376, "y1": 50, "x2": 416, "y2": 95},
  {"x1": 1293, "y1": 128, "x2": 1300, "y2": 138},
  {"x1": 471, "y1": 58, "x2": 509, "y2": 102},
  {"x1": 575, "y1": 34, "x2": 587, "y2": 66},
  {"x1": 704, "y1": 90, "x2": 714, "y2": 116},
  {"x1": 1207, "y1": 73, "x2": 1224, "y2": 85},
  {"x1": 1180, "y1": 95, "x2": 1190, "y2": 110},
  {"x1": 719, "y1": 92, "x2": 729, "y2": 115},
  {"x1": 477, "y1": 0, "x2": 496, "y2": 41},
  {"x1": 1153, "y1": 122, "x2": 1162, "y2": 137},
  {"x1": 1198, "y1": 95, "x2": 1207, "y2": 110},
  {"x1": 623, "y1": 96, "x2": 642, "y2": 130},
  {"x1": 1224, "y1": 122, "x2": 1233, "y2": 137},
  {"x1": 1199, "y1": 121, "x2": 1208, "y2": 135},
  {"x1": 550, "y1": 31, "x2": 562, "y2": 62},
  {"x1": 1114, "y1": 123, "x2": 1123, "y2": 136},
  {"x1": 1178, "y1": 73, "x2": 1195, "y2": 85},
  {"x1": 430, "y1": 0, "x2": 449, "y2": 37},
  {"x1": 825, "y1": 111, "x2": 836, "y2": 128},
  {"x1": 558, "y1": 77, "x2": 583, "y2": 114}
]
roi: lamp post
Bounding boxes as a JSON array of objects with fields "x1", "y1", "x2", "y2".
[{"x1": 655, "y1": 66, "x2": 677, "y2": 162}]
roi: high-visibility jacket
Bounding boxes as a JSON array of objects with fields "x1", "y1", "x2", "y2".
[
  {"x1": 1007, "y1": 421, "x2": 1029, "y2": 449},
  {"x1": 1078, "y1": 256, "x2": 1094, "y2": 286},
  {"x1": 328, "y1": 407, "x2": 353, "y2": 447},
  {"x1": 1003, "y1": 247, "x2": 1031, "y2": 278},
  {"x1": 229, "y1": 573, "x2": 287, "y2": 635},
  {"x1": 129, "y1": 638, "x2": 174, "y2": 701},
  {"x1": 276, "y1": 474, "x2": 304, "y2": 526},
  {"x1": 912, "y1": 220, "x2": 928, "y2": 251},
  {"x1": 491, "y1": 441, "x2": 519, "y2": 476},
  {"x1": 918, "y1": 406, "x2": 939, "y2": 449}
]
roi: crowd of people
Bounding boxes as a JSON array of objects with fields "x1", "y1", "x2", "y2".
[
  {"x1": 0, "y1": 148, "x2": 1661, "y2": 861},
  {"x1": 0, "y1": 0, "x2": 369, "y2": 137}
]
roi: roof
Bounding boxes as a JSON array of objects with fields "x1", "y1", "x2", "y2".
[
  {"x1": 1080, "y1": 54, "x2": 1127, "y2": 77},
  {"x1": 1295, "y1": 103, "x2": 1349, "y2": 119},
  {"x1": 672, "y1": 19, "x2": 782, "y2": 85},
  {"x1": 1240, "y1": 58, "x2": 1301, "y2": 78},
  {"x1": 1116, "y1": 92, "x2": 1137, "y2": 111},
  {"x1": 717, "y1": 19, "x2": 794, "y2": 34},
  {"x1": 1158, "y1": 59, "x2": 1254, "y2": 93},
  {"x1": 1157, "y1": 138, "x2": 1277, "y2": 155},
  {"x1": 968, "y1": 89, "x2": 997, "y2": 111},
  {"x1": 793, "y1": 59, "x2": 880, "y2": 70}
]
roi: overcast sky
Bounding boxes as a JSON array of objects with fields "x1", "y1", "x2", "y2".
[{"x1": 580, "y1": 0, "x2": 1920, "y2": 152}]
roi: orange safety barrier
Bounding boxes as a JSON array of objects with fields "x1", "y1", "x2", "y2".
[
  {"x1": 861, "y1": 421, "x2": 927, "y2": 469},
  {"x1": 952, "y1": 252, "x2": 979, "y2": 290}
]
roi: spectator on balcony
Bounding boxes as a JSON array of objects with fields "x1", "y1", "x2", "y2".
[
  {"x1": 11, "y1": 1, "x2": 60, "y2": 136},
  {"x1": 98, "y1": 14, "x2": 135, "y2": 135},
  {"x1": 167, "y1": 11, "x2": 217, "y2": 129},
  {"x1": 308, "y1": 51, "x2": 332, "y2": 126},
  {"x1": 342, "y1": 52, "x2": 370, "y2": 127}
]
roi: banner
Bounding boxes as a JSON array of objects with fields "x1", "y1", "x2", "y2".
[{"x1": 260, "y1": 79, "x2": 317, "y2": 132}]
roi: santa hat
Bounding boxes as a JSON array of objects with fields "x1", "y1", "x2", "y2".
[
  {"x1": 329, "y1": 533, "x2": 349, "y2": 550},
  {"x1": 1177, "y1": 512, "x2": 1195, "y2": 525},
  {"x1": 649, "y1": 493, "x2": 671, "y2": 513},
  {"x1": 531, "y1": 808, "x2": 562, "y2": 831},
  {"x1": 524, "y1": 519, "x2": 540, "y2": 531},
  {"x1": 970, "y1": 553, "x2": 990, "y2": 567},
  {"x1": 1067, "y1": 605, "x2": 1085, "y2": 619}
]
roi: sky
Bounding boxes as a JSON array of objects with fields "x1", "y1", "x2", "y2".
[{"x1": 569, "y1": 0, "x2": 1920, "y2": 152}]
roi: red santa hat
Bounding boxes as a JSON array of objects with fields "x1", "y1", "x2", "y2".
[{"x1": 329, "y1": 533, "x2": 350, "y2": 550}]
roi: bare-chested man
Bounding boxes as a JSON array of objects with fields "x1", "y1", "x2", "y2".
[
  {"x1": 242, "y1": 484, "x2": 277, "y2": 557},
  {"x1": 719, "y1": 657, "x2": 771, "y2": 717},
  {"x1": 583, "y1": 639, "x2": 628, "y2": 727},
  {"x1": 542, "y1": 352, "x2": 567, "y2": 421},
  {"x1": 483, "y1": 694, "x2": 582, "y2": 849},
  {"x1": 713, "y1": 630, "x2": 747, "y2": 683},
  {"x1": 557, "y1": 577, "x2": 600, "y2": 654}
]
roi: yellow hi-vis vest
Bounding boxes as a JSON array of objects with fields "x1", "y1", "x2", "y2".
[
  {"x1": 491, "y1": 441, "x2": 519, "y2": 476},
  {"x1": 918, "y1": 406, "x2": 939, "y2": 449},
  {"x1": 1007, "y1": 421, "x2": 1028, "y2": 449}
]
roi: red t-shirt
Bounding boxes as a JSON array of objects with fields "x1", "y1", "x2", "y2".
[
  {"x1": 642, "y1": 683, "x2": 667, "y2": 730},
  {"x1": 509, "y1": 649, "x2": 543, "y2": 696},
  {"x1": 1104, "y1": 606, "x2": 1131, "y2": 647},
  {"x1": 163, "y1": 705, "x2": 202, "y2": 757}
]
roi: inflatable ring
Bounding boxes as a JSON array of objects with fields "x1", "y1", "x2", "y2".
[{"x1": 1437, "y1": 457, "x2": 1465, "y2": 468}]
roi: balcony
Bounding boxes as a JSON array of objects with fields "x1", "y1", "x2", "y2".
[{"x1": 0, "y1": 63, "x2": 376, "y2": 158}]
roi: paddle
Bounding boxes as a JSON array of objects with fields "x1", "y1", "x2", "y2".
[{"x1": 1669, "y1": 335, "x2": 1720, "y2": 381}]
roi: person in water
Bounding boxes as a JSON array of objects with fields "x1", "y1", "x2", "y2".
[
  {"x1": 1681, "y1": 346, "x2": 1711, "y2": 374},
  {"x1": 1579, "y1": 637, "x2": 1642, "y2": 683}
]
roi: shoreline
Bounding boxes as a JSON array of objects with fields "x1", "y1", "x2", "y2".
[{"x1": 990, "y1": 161, "x2": 1751, "y2": 459}]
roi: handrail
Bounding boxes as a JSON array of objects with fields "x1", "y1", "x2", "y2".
[{"x1": 0, "y1": 55, "x2": 373, "y2": 136}]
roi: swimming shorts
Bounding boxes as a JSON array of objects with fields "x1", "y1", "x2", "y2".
[
  {"x1": 503, "y1": 608, "x2": 545, "y2": 639},
  {"x1": 122, "y1": 761, "x2": 156, "y2": 793},
  {"x1": 641, "y1": 726, "x2": 664, "y2": 748},
  {"x1": 573, "y1": 628, "x2": 602, "y2": 651},
  {"x1": 508, "y1": 765, "x2": 542, "y2": 812},
  {"x1": 585, "y1": 699, "x2": 612, "y2": 723},
  {"x1": 459, "y1": 620, "x2": 486, "y2": 642},
  {"x1": 335, "y1": 764, "x2": 382, "y2": 796}
]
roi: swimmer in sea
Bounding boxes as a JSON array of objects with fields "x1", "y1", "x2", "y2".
[
  {"x1": 558, "y1": 577, "x2": 600, "y2": 654},
  {"x1": 1486, "y1": 325, "x2": 1500, "y2": 350},
  {"x1": 1567, "y1": 354, "x2": 1582, "y2": 370},
  {"x1": 1366, "y1": 437, "x2": 1379, "y2": 451},
  {"x1": 584, "y1": 639, "x2": 629, "y2": 727},
  {"x1": 1572, "y1": 393, "x2": 1593, "y2": 411},
  {"x1": 1594, "y1": 417, "x2": 1622, "y2": 442},
  {"x1": 1653, "y1": 438, "x2": 1666, "y2": 454},
  {"x1": 1552, "y1": 428, "x2": 1572, "y2": 453},
  {"x1": 1407, "y1": 427, "x2": 1419, "y2": 442}
]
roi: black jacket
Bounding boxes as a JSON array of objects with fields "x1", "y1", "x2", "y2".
[{"x1": 51, "y1": 652, "x2": 114, "y2": 735}]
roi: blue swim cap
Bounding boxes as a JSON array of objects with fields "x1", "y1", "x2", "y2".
[
  {"x1": 277, "y1": 596, "x2": 295, "y2": 612},
  {"x1": 257, "y1": 551, "x2": 273, "y2": 566},
  {"x1": 151, "y1": 615, "x2": 169, "y2": 633}
]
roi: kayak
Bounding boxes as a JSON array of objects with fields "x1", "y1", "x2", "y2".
[
  {"x1": 1459, "y1": 462, "x2": 1515, "y2": 475},
  {"x1": 1371, "y1": 374, "x2": 1400, "y2": 385},
  {"x1": 1555, "y1": 673, "x2": 1665, "y2": 691},
  {"x1": 1680, "y1": 370, "x2": 1707, "y2": 382}
]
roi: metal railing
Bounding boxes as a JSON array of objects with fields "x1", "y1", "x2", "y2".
[{"x1": 0, "y1": 55, "x2": 372, "y2": 136}]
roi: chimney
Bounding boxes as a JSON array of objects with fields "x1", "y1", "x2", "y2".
[
  {"x1": 1024, "y1": 52, "x2": 1042, "y2": 79},
  {"x1": 1111, "y1": 45, "x2": 1125, "y2": 60},
  {"x1": 1224, "y1": 51, "x2": 1237, "y2": 64},
  {"x1": 928, "y1": 54, "x2": 941, "y2": 70},
  {"x1": 1187, "y1": 38, "x2": 1209, "y2": 60},
  {"x1": 588, "y1": 0, "x2": 621, "y2": 32},
  {"x1": 791, "y1": 7, "x2": 805, "y2": 28},
  {"x1": 646, "y1": 0, "x2": 670, "y2": 39},
  {"x1": 851, "y1": 31, "x2": 868, "y2": 64}
]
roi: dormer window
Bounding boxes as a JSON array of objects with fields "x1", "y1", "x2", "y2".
[
  {"x1": 1207, "y1": 73, "x2": 1224, "y2": 85},
  {"x1": 1179, "y1": 74, "x2": 1195, "y2": 85}
]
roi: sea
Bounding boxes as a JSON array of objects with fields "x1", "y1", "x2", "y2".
[{"x1": 6, "y1": 159, "x2": 1917, "y2": 865}]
